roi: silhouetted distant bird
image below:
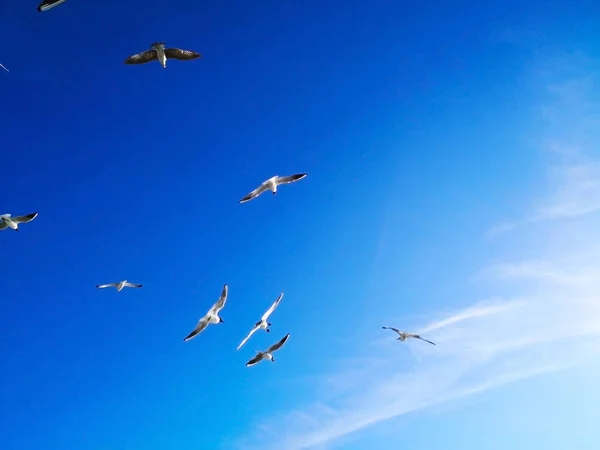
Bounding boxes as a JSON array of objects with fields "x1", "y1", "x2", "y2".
[
  {"x1": 96, "y1": 281, "x2": 143, "y2": 292},
  {"x1": 245, "y1": 333, "x2": 290, "y2": 367},
  {"x1": 237, "y1": 292, "x2": 284, "y2": 350},
  {"x1": 382, "y1": 326, "x2": 436, "y2": 345},
  {"x1": 124, "y1": 42, "x2": 201, "y2": 69},
  {"x1": 183, "y1": 284, "x2": 228, "y2": 342},
  {"x1": 37, "y1": 0, "x2": 67, "y2": 12},
  {"x1": 239, "y1": 173, "x2": 307, "y2": 203},
  {"x1": 0, "y1": 212, "x2": 38, "y2": 232}
]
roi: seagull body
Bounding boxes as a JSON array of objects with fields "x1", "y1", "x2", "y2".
[
  {"x1": 124, "y1": 42, "x2": 201, "y2": 69},
  {"x1": 96, "y1": 280, "x2": 143, "y2": 292},
  {"x1": 239, "y1": 173, "x2": 307, "y2": 204},
  {"x1": 246, "y1": 333, "x2": 290, "y2": 367},
  {"x1": 237, "y1": 292, "x2": 284, "y2": 350},
  {"x1": 382, "y1": 326, "x2": 436, "y2": 345},
  {"x1": 0, "y1": 63, "x2": 8, "y2": 72},
  {"x1": 0, "y1": 212, "x2": 38, "y2": 232},
  {"x1": 37, "y1": 0, "x2": 67, "y2": 12},
  {"x1": 183, "y1": 284, "x2": 228, "y2": 342}
]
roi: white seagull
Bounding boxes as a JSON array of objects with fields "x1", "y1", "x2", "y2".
[
  {"x1": 237, "y1": 291, "x2": 284, "y2": 350},
  {"x1": 0, "y1": 63, "x2": 8, "y2": 72},
  {"x1": 37, "y1": 0, "x2": 67, "y2": 12},
  {"x1": 124, "y1": 42, "x2": 201, "y2": 69},
  {"x1": 0, "y1": 212, "x2": 38, "y2": 232},
  {"x1": 245, "y1": 333, "x2": 290, "y2": 367},
  {"x1": 96, "y1": 281, "x2": 143, "y2": 292},
  {"x1": 239, "y1": 173, "x2": 307, "y2": 204},
  {"x1": 183, "y1": 284, "x2": 228, "y2": 342},
  {"x1": 382, "y1": 326, "x2": 436, "y2": 345}
]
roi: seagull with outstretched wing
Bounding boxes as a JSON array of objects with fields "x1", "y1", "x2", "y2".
[
  {"x1": 124, "y1": 42, "x2": 201, "y2": 69},
  {"x1": 240, "y1": 173, "x2": 307, "y2": 204},
  {"x1": 96, "y1": 281, "x2": 143, "y2": 292},
  {"x1": 0, "y1": 212, "x2": 38, "y2": 232},
  {"x1": 183, "y1": 284, "x2": 228, "y2": 342},
  {"x1": 237, "y1": 292, "x2": 284, "y2": 350},
  {"x1": 245, "y1": 333, "x2": 290, "y2": 367},
  {"x1": 382, "y1": 326, "x2": 436, "y2": 345}
]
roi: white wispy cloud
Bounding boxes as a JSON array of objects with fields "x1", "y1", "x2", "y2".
[
  {"x1": 486, "y1": 60, "x2": 600, "y2": 236},
  {"x1": 233, "y1": 54, "x2": 600, "y2": 450},
  {"x1": 235, "y1": 258, "x2": 600, "y2": 450}
]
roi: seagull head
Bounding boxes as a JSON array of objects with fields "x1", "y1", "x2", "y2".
[{"x1": 151, "y1": 42, "x2": 166, "y2": 50}]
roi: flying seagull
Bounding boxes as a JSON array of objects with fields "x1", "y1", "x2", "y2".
[
  {"x1": 37, "y1": 0, "x2": 67, "y2": 12},
  {"x1": 96, "y1": 281, "x2": 143, "y2": 292},
  {"x1": 240, "y1": 174, "x2": 307, "y2": 204},
  {"x1": 0, "y1": 212, "x2": 38, "y2": 232},
  {"x1": 245, "y1": 333, "x2": 290, "y2": 367},
  {"x1": 382, "y1": 326, "x2": 436, "y2": 345},
  {"x1": 124, "y1": 42, "x2": 201, "y2": 69},
  {"x1": 237, "y1": 291, "x2": 284, "y2": 350},
  {"x1": 183, "y1": 284, "x2": 228, "y2": 342},
  {"x1": 0, "y1": 63, "x2": 8, "y2": 72}
]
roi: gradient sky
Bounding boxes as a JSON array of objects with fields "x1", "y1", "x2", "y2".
[{"x1": 2, "y1": 1, "x2": 600, "y2": 449}]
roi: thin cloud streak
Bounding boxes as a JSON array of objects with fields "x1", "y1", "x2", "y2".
[{"x1": 236, "y1": 265, "x2": 600, "y2": 449}]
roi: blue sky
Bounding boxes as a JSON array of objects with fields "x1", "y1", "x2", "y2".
[{"x1": 2, "y1": 1, "x2": 600, "y2": 449}]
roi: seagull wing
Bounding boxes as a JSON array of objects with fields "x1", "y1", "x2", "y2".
[
  {"x1": 0, "y1": 222, "x2": 7, "y2": 231},
  {"x1": 414, "y1": 335, "x2": 436, "y2": 345},
  {"x1": 210, "y1": 284, "x2": 228, "y2": 314},
  {"x1": 37, "y1": 0, "x2": 66, "y2": 12},
  {"x1": 183, "y1": 316, "x2": 210, "y2": 342},
  {"x1": 267, "y1": 333, "x2": 290, "y2": 353},
  {"x1": 239, "y1": 183, "x2": 269, "y2": 204},
  {"x1": 245, "y1": 353, "x2": 265, "y2": 367},
  {"x1": 12, "y1": 212, "x2": 38, "y2": 224},
  {"x1": 237, "y1": 325, "x2": 259, "y2": 351},
  {"x1": 124, "y1": 282, "x2": 143, "y2": 288},
  {"x1": 382, "y1": 326, "x2": 401, "y2": 334},
  {"x1": 96, "y1": 283, "x2": 118, "y2": 289},
  {"x1": 124, "y1": 49, "x2": 158, "y2": 65},
  {"x1": 0, "y1": 63, "x2": 8, "y2": 72},
  {"x1": 275, "y1": 173, "x2": 307, "y2": 185},
  {"x1": 262, "y1": 292, "x2": 284, "y2": 321},
  {"x1": 164, "y1": 48, "x2": 201, "y2": 60}
]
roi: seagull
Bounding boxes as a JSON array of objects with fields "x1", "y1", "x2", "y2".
[
  {"x1": 237, "y1": 292, "x2": 284, "y2": 350},
  {"x1": 382, "y1": 326, "x2": 436, "y2": 345},
  {"x1": 183, "y1": 284, "x2": 228, "y2": 342},
  {"x1": 124, "y1": 42, "x2": 201, "y2": 69},
  {"x1": 0, "y1": 63, "x2": 8, "y2": 72},
  {"x1": 37, "y1": 0, "x2": 67, "y2": 12},
  {"x1": 245, "y1": 333, "x2": 290, "y2": 367},
  {"x1": 0, "y1": 212, "x2": 38, "y2": 232},
  {"x1": 96, "y1": 281, "x2": 143, "y2": 292},
  {"x1": 239, "y1": 173, "x2": 307, "y2": 204}
]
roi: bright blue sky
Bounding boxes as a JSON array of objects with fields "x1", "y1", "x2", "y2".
[{"x1": 2, "y1": 1, "x2": 600, "y2": 449}]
